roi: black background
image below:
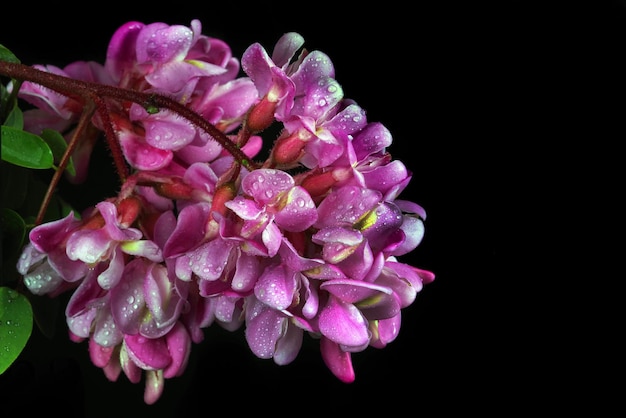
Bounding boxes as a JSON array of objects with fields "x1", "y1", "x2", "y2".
[{"x1": 1, "y1": 1, "x2": 624, "y2": 415}]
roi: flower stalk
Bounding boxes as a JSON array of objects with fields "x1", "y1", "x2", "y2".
[{"x1": 0, "y1": 60, "x2": 255, "y2": 170}]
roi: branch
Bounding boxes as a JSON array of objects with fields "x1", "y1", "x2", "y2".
[{"x1": 0, "y1": 60, "x2": 257, "y2": 169}]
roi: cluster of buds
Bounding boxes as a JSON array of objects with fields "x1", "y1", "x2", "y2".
[{"x1": 14, "y1": 19, "x2": 434, "y2": 404}]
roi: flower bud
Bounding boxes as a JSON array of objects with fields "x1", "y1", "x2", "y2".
[
  {"x1": 301, "y1": 170, "x2": 335, "y2": 198},
  {"x1": 154, "y1": 177, "x2": 196, "y2": 200},
  {"x1": 211, "y1": 182, "x2": 237, "y2": 217},
  {"x1": 271, "y1": 130, "x2": 309, "y2": 166},
  {"x1": 246, "y1": 95, "x2": 277, "y2": 133},
  {"x1": 117, "y1": 196, "x2": 142, "y2": 227},
  {"x1": 300, "y1": 167, "x2": 350, "y2": 198}
]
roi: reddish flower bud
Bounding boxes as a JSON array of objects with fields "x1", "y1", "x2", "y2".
[
  {"x1": 271, "y1": 130, "x2": 309, "y2": 166},
  {"x1": 117, "y1": 196, "x2": 142, "y2": 227},
  {"x1": 246, "y1": 95, "x2": 277, "y2": 133},
  {"x1": 300, "y1": 169, "x2": 337, "y2": 198},
  {"x1": 154, "y1": 177, "x2": 196, "y2": 200},
  {"x1": 211, "y1": 182, "x2": 237, "y2": 217}
]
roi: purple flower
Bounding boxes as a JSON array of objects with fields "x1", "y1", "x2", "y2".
[
  {"x1": 17, "y1": 243, "x2": 72, "y2": 296},
  {"x1": 26, "y1": 211, "x2": 88, "y2": 283},
  {"x1": 14, "y1": 23, "x2": 436, "y2": 403},
  {"x1": 106, "y1": 19, "x2": 250, "y2": 158},
  {"x1": 66, "y1": 201, "x2": 161, "y2": 289},
  {"x1": 240, "y1": 32, "x2": 304, "y2": 128},
  {"x1": 244, "y1": 296, "x2": 304, "y2": 365},
  {"x1": 224, "y1": 168, "x2": 318, "y2": 257},
  {"x1": 106, "y1": 20, "x2": 232, "y2": 95}
]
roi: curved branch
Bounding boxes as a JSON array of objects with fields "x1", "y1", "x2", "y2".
[{"x1": 0, "y1": 60, "x2": 257, "y2": 169}]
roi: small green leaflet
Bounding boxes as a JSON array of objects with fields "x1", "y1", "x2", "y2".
[
  {"x1": 0, "y1": 287, "x2": 33, "y2": 375},
  {"x1": 1, "y1": 125, "x2": 54, "y2": 169},
  {"x1": 0, "y1": 44, "x2": 21, "y2": 64},
  {"x1": 41, "y1": 128, "x2": 76, "y2": 176}
]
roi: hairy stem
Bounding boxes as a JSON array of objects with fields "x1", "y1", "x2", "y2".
[
  {"x1": 36, "y1": 102, "x2": 96, "y2": 225},
  {"x1": 0, "y1": 60, "x2": 258, "y2": 170},
  {"x1": 94, "y1": 96, "x2": 130, "y2": 182}
]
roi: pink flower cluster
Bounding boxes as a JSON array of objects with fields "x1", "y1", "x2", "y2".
[{"x1": 15, "y1": 19, "x2": 434, "y2": 404}]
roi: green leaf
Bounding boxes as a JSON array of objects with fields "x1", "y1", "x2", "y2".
[
  {"x1": 3, "y1": 105, "x2": 24, "y2": 130},
  {"x1": 0, "y1": 287, "x2": 33, "y2": 375},
  {"x1": 41, "y1": 128, "x2": 76, "y2": 176},
  {"x1": 1, "y1": 125, "x2": 54, "y2": 169},
  {"x1": 0, "y1": 44, "x2": 21, "y2": 64}
]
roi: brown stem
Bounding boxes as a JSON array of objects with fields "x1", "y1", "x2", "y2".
[
  {"x1": 36, "y1": 102, "x2": 96, "y2": 225},
  {"x1": 94, "y1": 97, "x2": 129, "y2": 182},
  {"x1": 0, "y1": 60, "x2": 258, "y2": 170}
]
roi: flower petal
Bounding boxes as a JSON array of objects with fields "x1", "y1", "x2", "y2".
[
  {"x1": 124, "y1": 334, "x2": 172, "y2": 370},
  {"x1": 274, "y1": 186, "x2": 318, "y2": 232},
  {"x1": 320, "y1": 337, "x2": 355, "y2": 383},
  {"x1": 144, "y1": 370, "x2": 164, "y2": 405},
  {"x1": 254, "y1": 265, "x2": 296, "y2": 310},
  {"x1": 319, "y1": 296, "x2": 369, "y2": 347},
  {"x1": 273, "y1": 322, "x2": 303, "y2": 365},
  {"x1": 163, "y1": 322, "x2": 191, "y2": 378},
  {"x1": 244, "y1": 298, "x2": 286, "y2": 359}
]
